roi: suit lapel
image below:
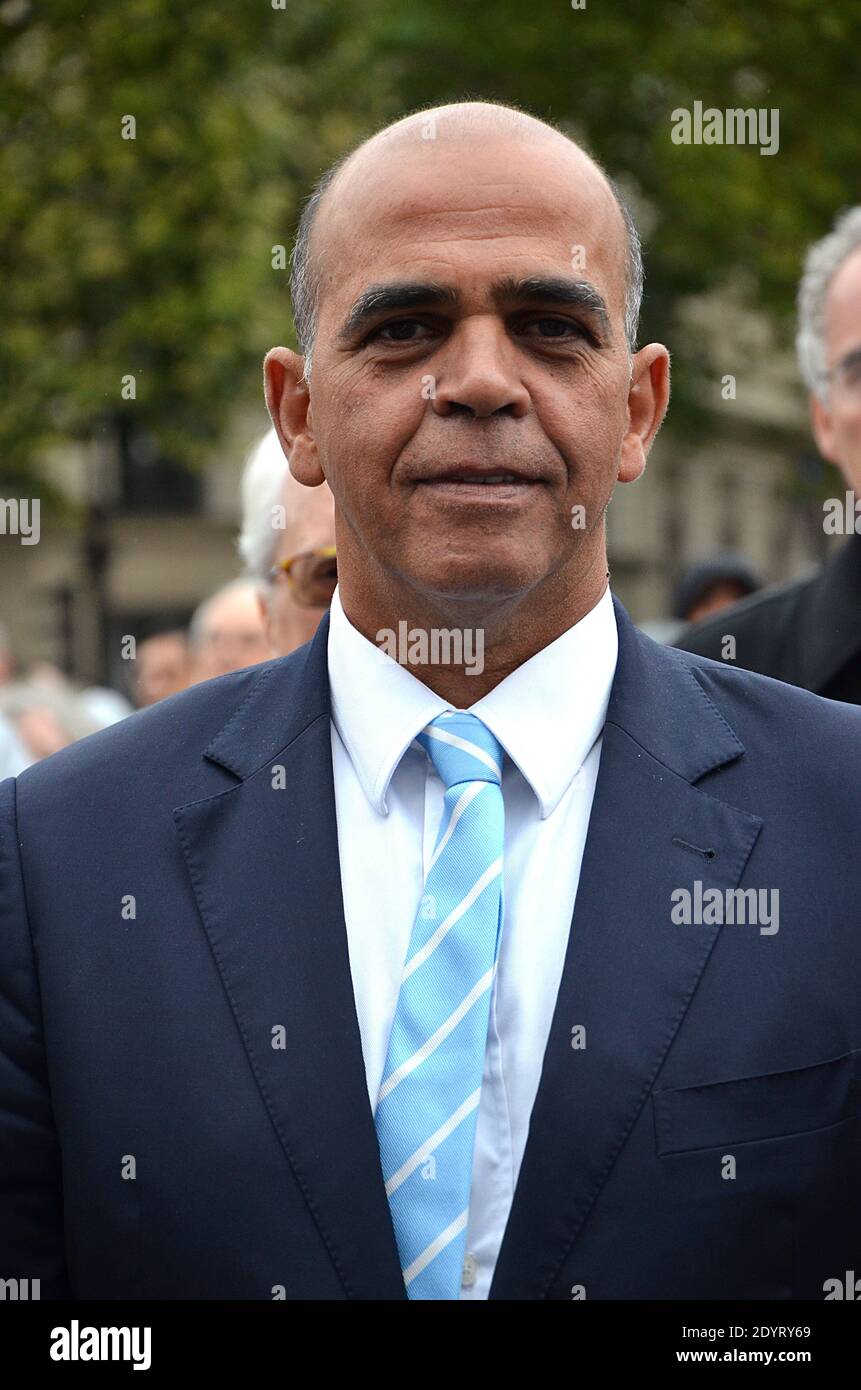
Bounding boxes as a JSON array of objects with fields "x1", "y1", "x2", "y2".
[
  {"x1": 174, "y1": 618, "x2": 407, "y2": 1300},
  {"x1": 489, "y1": 605, "x2": 763, "y2": 1299}
]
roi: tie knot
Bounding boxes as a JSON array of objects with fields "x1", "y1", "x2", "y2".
[{"x1": 416, "y1": 711, "x2": 503, "y2": 790}]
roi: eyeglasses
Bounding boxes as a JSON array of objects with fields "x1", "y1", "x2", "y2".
[{"x1": 267, "y1": 545, "x2": 337, "y2": 607}]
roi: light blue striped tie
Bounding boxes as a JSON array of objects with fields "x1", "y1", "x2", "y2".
[{"x1": 374, "y1": 711, "x2": 505, "y2": 1299}]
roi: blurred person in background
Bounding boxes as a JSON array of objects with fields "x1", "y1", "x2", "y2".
[
  {"x1": 238, "y1": 428, "x2": 337, "y2": 657},
  {"x1": 673, "y1": 553, "x2": 762, "y2": 626},
  {"x1": 21, "y1": 660, "x2": 131, "y2": 731},
  {"x1": 676, "y1": 207, "x2": 861, "y2": 703},
  {"x1": 22, "y1": 658, "x2": 134, "y2": 731},
  {"x1": 77, "y1": 685, "x2": 134, "y2": 730},
  {"x1": 22, "y1": 661, "x2": 131, "y2": 731},
  {"x1": 0, "y1": 712, "x2": 29, "y2": 778},
  {"x1": 0, "y1": 623, "x2": 16, "y2": 688},
  {"x1": 0, "y1": 636, "x2": 130, "y2": 756},
  {"x1": 24, "y1": 660, "x2": 67, "y2": 689},
  {"x1": 640, "y1": 553, "x2": 762, "y2": 644},
  {"x1": 135, "y1": 629, "x2": 192, "y2": 708},
  {"x1": 0, "y1": 681, "x2": 98, "y2": 763},
  {"x1": 188, "y1": 577, "x2": 271, "y2": 684}
]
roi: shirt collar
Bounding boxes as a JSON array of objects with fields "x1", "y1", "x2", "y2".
[
  {"x1": 327, "y1": 584, "x2": 618, "y2": 819},
  {"x1": 328, "y1": 587, "x2": 447, "y2": 814}
]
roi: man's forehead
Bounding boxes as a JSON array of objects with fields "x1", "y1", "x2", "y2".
[
  {"x1": 825, "y1": 245, "x2": 861, "y2": 342},
  {"x1": 315, "y1": 132, "x2": 624, "y2": 306}
]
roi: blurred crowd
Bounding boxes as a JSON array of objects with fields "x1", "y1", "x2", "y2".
[
  {"x1": 2, "y1": 204, "x2": 861, "y2": 776},
  {"x1": 0, "y1": 430, "x2": 337, "y2": 777}
]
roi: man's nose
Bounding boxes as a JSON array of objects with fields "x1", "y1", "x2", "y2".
[{"x1": 430, "y1": 317, "x2": 531, "y2": 419}]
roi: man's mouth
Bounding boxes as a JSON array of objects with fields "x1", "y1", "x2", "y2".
[
  {"x1": 442, "y1": 473, "x2": 521, "y2": 485},
  {"x1": 414, "y1": 465, "x2": 543, "y2": 499},
  {"x1": 416, "y1": 474, "x2": 538, "y2": 503}
]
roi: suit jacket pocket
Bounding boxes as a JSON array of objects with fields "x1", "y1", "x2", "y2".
[{"x1": 653, "y1": 1050, "x2": 860, "y2": 1156}]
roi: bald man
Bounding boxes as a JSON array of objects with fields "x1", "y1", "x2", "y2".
[
  {"x1": 187, "y1": 578, "x2": 271, "y2": 684},
  {"x1": 134, "y1": 630, "x2": 192, "y2": 708},
  {"x1": 2, "y1": 103, "x2": 859, "y2": 1302}
]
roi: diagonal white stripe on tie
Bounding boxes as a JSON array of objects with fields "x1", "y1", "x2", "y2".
[
  {"x1": 402, "y1": 856, "x2": 503, "y2": 982},
  {"x1": 402, "y1": 1208, "x2": 470, "y2": 1287},
  {"x1": 376, "y1": 967, "x2": 496, "y2": 1105},
  {"x1": 423, "y1": 725, "x2": 502, "y2": 781},
  {"x1": 385, "y1": 1088, "x2": 482, "y2": 1197}
]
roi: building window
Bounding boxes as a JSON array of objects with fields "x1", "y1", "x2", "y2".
[{"x1": 117, "y1": 419, "x2": 201, "y2": 513}]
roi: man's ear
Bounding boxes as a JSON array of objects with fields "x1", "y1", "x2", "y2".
[
  {"x1": 810, "y1": 390, "x2": 838, "y2": 465},
  {"x1": 618, "y1": 344, "x2": 671, "y2": 484},
  {"x1": 263, "y1": 346, "x2": 324, "y2": 486}
]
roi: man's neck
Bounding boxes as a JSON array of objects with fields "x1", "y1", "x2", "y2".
[{"x1": 338, "y1": 561, "x2": 610, "y2": 705}]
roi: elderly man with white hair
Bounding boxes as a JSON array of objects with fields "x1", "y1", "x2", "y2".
[
  {"x1": 237, "y1": 428, "x2": 336, "y2": 657},
  {"x1": 677, "y1": 206, "x2": 861, "y2": 703}
]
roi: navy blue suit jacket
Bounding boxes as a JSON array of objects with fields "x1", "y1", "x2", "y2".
[{"x1": 1, "y1": 600, "x2": 859, "y2": 1299}]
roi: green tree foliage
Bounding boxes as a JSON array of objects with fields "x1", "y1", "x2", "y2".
[{"x1": 0, "y1": 0, "x2": 349, "y2": 488}]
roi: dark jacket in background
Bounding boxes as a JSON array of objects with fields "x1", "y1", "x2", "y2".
[{"x1": 674, "y1": 534, "x2": 861, "y2": 704}]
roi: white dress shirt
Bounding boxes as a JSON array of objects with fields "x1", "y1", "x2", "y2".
[{"x1": 327, "y1": 583, "x2": 618, "y2": 1298}]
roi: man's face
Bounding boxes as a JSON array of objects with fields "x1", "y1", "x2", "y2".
[
  {"x1": 269, "y1": 126, "x2": 668, "y2": 623},
  {"x1": 811, "y1": 246, "x2": 861, "y2": 494},
  {"x1": 191, "y1": 588, "x2": 270, "y2": 683},
  {"x1": 135, "y1": 634, "x2": 191, "y2": 707},
  {"x1": 263, "y1": 481, "x2": 337, "y2": 657},
  {"x1": 686, "y1": 581, "x2": 753, "y2": 626}
]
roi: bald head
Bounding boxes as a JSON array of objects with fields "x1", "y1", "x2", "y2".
[{"x1": 290, "y1": 101, "x2": 643, "y2": 374}]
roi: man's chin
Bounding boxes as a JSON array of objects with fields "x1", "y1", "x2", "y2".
[{"x1": 402, "y1": 559, "x2": 544, "y2": 613}]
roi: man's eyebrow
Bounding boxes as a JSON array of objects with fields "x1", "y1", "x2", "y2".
[
  {"x1": 338, "y1": 282, "x2": 459, "y2": 340},
  {"x1": 492, "y1": 275, "x2": 611, "y2": 334},
  {"x1": 337, "y1": 273, "x2": 612, "y2": 344}
]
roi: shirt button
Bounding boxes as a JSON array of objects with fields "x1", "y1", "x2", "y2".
[{"x1": 461, "y1": 1253, "x2": 478, "y2": 1288}]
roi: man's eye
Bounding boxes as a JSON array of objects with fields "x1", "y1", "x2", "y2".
[
  {"x1": 521, "y1": 316, "x2": 583, "y2": 339},
  {"x1": 370, "y1": 319, "x2": 433, "y2": 343}
]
